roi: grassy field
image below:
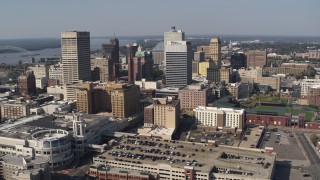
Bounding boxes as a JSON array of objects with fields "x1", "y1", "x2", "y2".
[
  {"x1": 286, "y1": 108, "x2": 315, "y2": 121},
  {"x1": 248, "y1": 106, "x2": 315, "y2": 121}
]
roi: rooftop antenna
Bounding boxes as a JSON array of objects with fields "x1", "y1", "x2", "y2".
[{"x1": 113, "y1": 31, "x2": 116, "y2": 38}]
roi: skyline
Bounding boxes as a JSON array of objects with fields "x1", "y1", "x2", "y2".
[{"x1": 0, "y1": 0, "x2": 319, "y2": 39}]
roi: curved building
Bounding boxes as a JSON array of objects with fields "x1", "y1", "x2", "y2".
[{"x1": 31, "y1": 129, "x2": 73, "y2": 167}]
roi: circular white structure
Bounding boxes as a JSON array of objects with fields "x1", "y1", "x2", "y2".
[{"x1": 32, "y1": 129, "x2": 73, "y2": 167}]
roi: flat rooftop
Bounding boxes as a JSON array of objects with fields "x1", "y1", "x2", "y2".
[
  {"x1": 96, "y1": 137, "x2": 276, "y2": 179},
  {"x1": 239, "y1": 126, "x2": 264, "y2": 149},
  {"x1": 1, "y1": 154, "x2": 49, "y2": 166}
]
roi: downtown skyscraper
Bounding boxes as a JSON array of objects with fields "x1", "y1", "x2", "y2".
[
  {"x1": 61, "y1": 31, "x2": 91, "y2": 84},
  {"x1": 164, "y1": 27, "x2": 191, "y2": 88}
]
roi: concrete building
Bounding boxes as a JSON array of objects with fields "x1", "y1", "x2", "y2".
[
  {"x1": 264, "y1": 62, "x2": 308, "y2": 76},
  {"x1": 257, "y1": 76, "x2": 281, "y2": 91},
  {"x1": 300, "y1": 78, "x2": 320, "y2": 97},
  {"x1": 230, "y1": 53, "x2": 246, "y2": 69},
  {"x1": 126, "y1": 43, "x2": 139, "y2": 83},
  {"x1": 192, "y1": 61, "x2": 199, "y2": 77},
  {"x1": 155, "y1": 87, "x2": 179, "y2": 98},
  {"x1": 165, "y1": 41, "x2": 192, "y2": 87},
  {"x1": 220, "y1": 66, "x2": 231, "y2": 83},
  {"x1": 164, "y1": 27, "x2": 185, "y2": 45},
  {"x1": 163, "y1": 26, "x2": 188, "y2": 85},
  {"x1": 35, "y1": 77, "x2": 48, "y2": 89},
  {"x1": 0, "y1": 154, "x2": 50, "y2": 180},
  {"x1": 227, "y1": 83, "x2": 253, "y2": 100},
  {"x1": 27, "y1": 65, "x2": 49, "y2": 79},
  {"x1": 198, "y1": 61, "x2": 210, "y2": 77},
  {"x1": 61, "y1": 31, "x2": 91, "y2": 84},
  {"x1": 76, "y1": 83, "x2": 94, "y2": 114},
  {"x1": 246, "y1": 50, "x2": 267, "y2": 68},
  {"x1": 135, "y1": 79, "x2": 160, "y2": 90},
  {"x1": 207, "y1": 61, "x2": 220, "y2": 83},
  {"x1": 153, "y1": 97, "x2": 180, "y2": 129},
  {"x1": 207, "y1": 38, "x2": 221, "y2": 68},
  {"x1": 178, "y1": 84, "x2": 212, "y2": 111},
  {"x1": 194, "y1": 51, "x2": 205, "y2": 62},
  {"x1": 111, "y1": 84, "x2": 140, "y2": 118},
  {"x1": 237, "y1": 67, "x2": 281, "y2": 91},
  {"x1": 91, "y1": 57, "x2": 112, "y2": 82},
  {"x1": 143, "y1": 104, "x2": 154, "y2": 127},
  {"x1": 48, "y1": 63, "x2": 63, "y2": 84},
  {"x1": 92, "y1": 137, "x2": 276, "y2": 180},
  {"x1": 194, "y1": 106, "x2": 245, "y2": 129},
  {"x1": 197, "y1": 38, "x2": 221, "y2": 67},
  {"x1": 136, "y1": 47, "x2": 154, "y2": 81},
  {"x1": 0, "y1": 113, "x2": 130, "y2": 169},
  {"x1": 102, "y1": 37, "x2": 120, "y2": 79},
  {"x1": 18, "y1": 72, "x2": 36, "y2": 95},
  {"x1": 0, "y1": 102, "x2": 30, "y2": 121},
  {"x1": 88, "y1": 166, "x2": 155, "y2": 180},
  {"x1": 151, "y1": 42, "x2": 164, "y2": 66},
  {"x1": 308, "y1": 85, "x2": 320, "y2": 106}
]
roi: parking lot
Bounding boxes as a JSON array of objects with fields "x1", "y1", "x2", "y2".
[
  {"x1": 188, "y1": 129, "x2": 237, "y2": 146},
  {"x1": 262, "y1": 128, "x2": 305, "y2": 160},
  {"x1": 262, "y1": 128, "x2": 312, "y2": 180}
]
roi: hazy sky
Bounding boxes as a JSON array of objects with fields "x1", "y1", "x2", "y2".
[{"x1": 0, "y1": 0, "x2": 319, "y2": 39}]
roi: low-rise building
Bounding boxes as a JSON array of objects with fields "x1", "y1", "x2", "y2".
[
  {"x1": 135, "y1": 79, "x2": 160, "y2": 90},
  {"x1": 0, "y1": 102, "x2": 30, "y2": 121},
  {"x1": 36, "y1": 77, "x2": 48, "y2": 89},
  {"x1": 308, "y1": 85, "x2": 320, "y2": 106},
  {"x1": 48, "y1": 63, "x2": 63, "y2": 84},
  {"x1": 28, "y1": 64, "x2": 49, "y2": 79},
  {"x1": 227, "y1": 83, "x2": 253, "y2": 100},
  {"x1": 92, "y1": 137, "x2": 276, "y2": 180},
  {"x1": 194, "y1": 106, "x2": 245, "y2": 129},
  {"x1": 0, "y1": 154, "x2": 50, "y2": 180},
  {"x1": 153, "y1": 97, "x2": 180, "y2": 129},
  {"x1": 178, "y1": 83, "x2": 212, "y2": 111}
]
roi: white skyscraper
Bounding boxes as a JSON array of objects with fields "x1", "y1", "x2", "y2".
[
  {"x1": 163, "y1": 27, "x2": 185, "y2": 67},
  {"x1": 61, "y1": 31, "x2": 91, "y2": 84},
  {"x1": 165, "y1": 41, "x2": 192, "y2": 88}
]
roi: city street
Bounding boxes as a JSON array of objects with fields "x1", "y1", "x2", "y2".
[{"x1": 296, "y1": 132, "x2": 320, "y2": 179}]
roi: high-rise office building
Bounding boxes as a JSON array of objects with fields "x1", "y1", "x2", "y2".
[
  {"x1": 164, "y1": 27, "x2": 185, "y2": 45},
  {"x1": 207, "y1": 60, "x2": 220, "y2": 83},
  {"x1": 102, "y1": 38, "x2": 120, "y2": 79},
  {"x1": 208, "y1": 38, "x2": 221, "y2": 68},
  {"x1": 165, "y1": 41, "x2": 192, "y2": 88},
  {"x1": 18, "y1": 72, "x2": 36, "y2": 95},
  {"x1": 127, "y1": 43, "x2": 139, "y2": 83},
  {"x1": 231, "y1": 53, "x2": 246, "y2": 69},
  {"x1": 61, "y1": 31, "x2": 91, "y2": 84},
  {"x1": 246, "y1": 50, "x2": 267, "y2": 68},
  {"x1": 197, "y1": 38, "x2": 221, "y2": 67},
  {"x1": 164, "y1": 27, "x2": 185, "y2": 68},
  {"x1": 136, "y1": 46, "x2": 154, "y2": 80}
]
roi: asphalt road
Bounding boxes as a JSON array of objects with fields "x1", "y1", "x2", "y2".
[{"x1": 296, "y1": 132, "x2": 320, "y2": 179}]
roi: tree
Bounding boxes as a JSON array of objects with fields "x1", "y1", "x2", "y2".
[{"x1": 310, "y1": 134, "x2": 319, "y2": 147}]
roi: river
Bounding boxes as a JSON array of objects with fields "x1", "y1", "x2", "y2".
[{"x1": 0, "y1": 38, "x2": 135, "y2": 65}]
